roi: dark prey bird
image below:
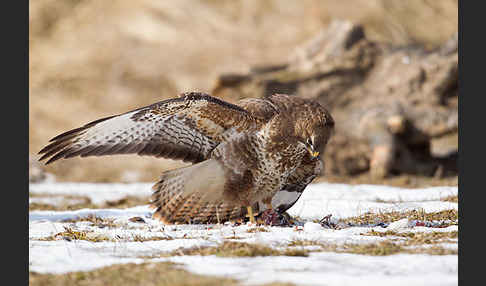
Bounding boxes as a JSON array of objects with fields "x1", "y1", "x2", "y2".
[{"x1": 38, "y1": 92, "x2": 334, "y2": 224}]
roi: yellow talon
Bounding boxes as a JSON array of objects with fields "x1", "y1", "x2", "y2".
[{"x1": 307, "y1": 148, "x2": 319, "y2": 158}]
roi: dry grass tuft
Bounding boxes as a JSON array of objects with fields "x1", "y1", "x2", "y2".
[
  {"x1": 39, "y1": 226, "x2": 112, "y2": 242},
  {"x1": 246, "y1": 227, "x2": 270, "y2": 233},
  {"x1": 132, "y1": 234, "x2": 174, "y2": 242},
  {"x1": 405, "y1": 245, "x2": 457, "y2": 255},
  {"x1": 287, "y1": 240, "x2": 322, "y2": 247},
  {"x1": 288, "y1": 232, "x2": 458, "y2": 256},
  {"x1": 362, "y1": 230, "x2": 458, "y2": 246},
  {"x1": 441, "y1": 195, "x2": 458, "y2": 203},
  {"x1": 60, "y1": 215, "x2": 119, "y2": 228},
  {"x1": 340, "y1": 209, "x2": 458, "y2": 226},
  {"x1": 174, "y1": 241, "x2": 308, "y2": 258},
  {"x1": 29, "y1": 262, "x2": 240, "y2": 286},
  {"x1": 328, "y1": 241, "x2": 456, "y2": 256},
  {"x1": 29, "y1": 261, "x2": 298, "y2": 285},
  {"x1": 287, "y1": 240, "x2": 402, "y2": 256},
  {"x1": 343, "y1": 241, "x2": 403, "y2": 256}
]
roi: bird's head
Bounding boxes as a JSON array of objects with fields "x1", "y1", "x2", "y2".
[
  {"x1": 264, "y1": 94, "x2": 335, "y2": 160},
  {"x1": 294, "y1": 102, "x2": 335, "y2": 160},
  {"x1": 298, "y1": 125, "x2": 334, "y2": 160}
]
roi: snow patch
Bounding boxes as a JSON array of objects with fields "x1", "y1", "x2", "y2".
[{"x1": 29, "y1": 182, "x2": 458, "y2": 285}]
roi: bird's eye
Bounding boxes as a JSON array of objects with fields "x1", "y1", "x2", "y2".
[{"x1": 306, "y1": 138, "x2": 312, "y2": 146}]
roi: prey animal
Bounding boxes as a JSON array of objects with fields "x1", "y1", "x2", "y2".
[{"x1": 38, "y1": 92, "x2": 334, "y2": 224}]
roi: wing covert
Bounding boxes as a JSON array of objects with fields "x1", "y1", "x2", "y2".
[{"x1": 38, "y1": 92, "x2": 257, "y2": 164}]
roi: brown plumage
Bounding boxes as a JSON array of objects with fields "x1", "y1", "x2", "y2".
[{"x1": 39, "y1": 92, "x2": 334, "y2": 224}]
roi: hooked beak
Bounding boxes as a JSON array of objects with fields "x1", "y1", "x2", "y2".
[{"x1": 307, "y1": 145, "x2": 320, "y2": 159}]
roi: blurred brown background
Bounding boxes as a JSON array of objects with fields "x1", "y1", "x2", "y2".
[{"x1": 29, "y1": 0, "x2": 458, "y2": 185}]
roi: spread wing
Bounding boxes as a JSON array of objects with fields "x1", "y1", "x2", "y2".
[{"x1": 38, "y1": 92, "x2": 257, "y2": 164}]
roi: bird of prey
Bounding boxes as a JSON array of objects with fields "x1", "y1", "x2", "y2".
[{"x1": 38, "y1": 92, "x2": 334, "y2": 224}]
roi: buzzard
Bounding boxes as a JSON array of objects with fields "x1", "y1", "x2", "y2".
[{"x1": 38, "y1": 92, "x2": 334, "y2": 224}]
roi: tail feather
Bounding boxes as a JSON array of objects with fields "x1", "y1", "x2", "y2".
[{"x1": 150, "y1": 159, "x2": 245, "y2": 224}]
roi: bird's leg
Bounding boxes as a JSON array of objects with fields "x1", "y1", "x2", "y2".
[{"x1": 246, "y1": 206, "x2": 256, "y2": 224}]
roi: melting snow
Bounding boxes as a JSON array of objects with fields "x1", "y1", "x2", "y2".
[{"x1": 29, "y1": 182, "x2": 458, "y2": 285}]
